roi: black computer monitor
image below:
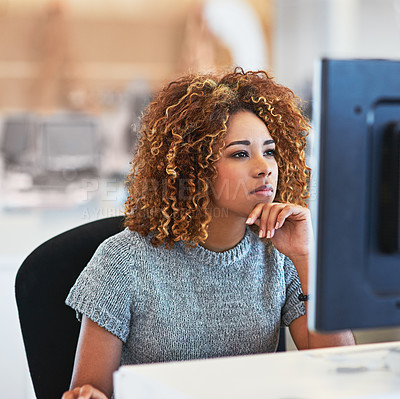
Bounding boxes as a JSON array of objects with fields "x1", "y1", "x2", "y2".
[{"x1": 309, "y1": 59, "x2": 400, "y2": 332}]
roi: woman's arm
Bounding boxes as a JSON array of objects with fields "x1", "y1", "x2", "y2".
[
  {"x1": 288, "y1": 254, "x2": 355, "y2": 349},
  {"x1": 289, "y1": 314, "x2": 355, "y2": 350},
  {"x1": 247, "y1": 203, "x2": 355, "y2": 350},
  {"x1": 62, "y1": 316, "x2": 123, "y2": 399}
]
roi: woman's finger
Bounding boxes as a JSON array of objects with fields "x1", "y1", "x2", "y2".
[
  {"x1": 275, "y1": 207, "x2": 294, "y2": 230},
  {"x1": 275, "y1": 205, "x2": 309, "y2": 229},
  {"x1": 264, "y1": 203, "x2": 287, "y2": 238},
  {"x1": 62, "y1": 387, "x2": 81, "y2": 399},
  {"x1": 78, "y1": 385, "x2": 108, "y2": 399},
  {"x1": 246, "y1": 203, "x2": 265, "y2": 225},
  {"x1": 258, "y1": 203, "x2": 272, "y2": 238},
  {"x1": 61, "y1": 385, "x2": 108, "y2": 399},
  {"x1": 259, "y1": 203, "x2": 284, "y2": 238},
  {"x1": 247, "y1": 203, "x2": 286, "y2": 238}
]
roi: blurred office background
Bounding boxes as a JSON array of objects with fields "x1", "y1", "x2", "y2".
[{"x1": 1, "y1": 0, "x2": 400, "y2": 398}]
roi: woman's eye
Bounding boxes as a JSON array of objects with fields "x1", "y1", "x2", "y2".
[
  {"x1": 264, "y1": 149, "x2": 276, "y2": 157},
  {"x1": 232, "y1": 151, "x2": 248, "y2": 158}
]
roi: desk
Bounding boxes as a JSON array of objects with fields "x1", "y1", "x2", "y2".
[{"x1": 114, "y1": 341, "x2": 400, "y2": 399}]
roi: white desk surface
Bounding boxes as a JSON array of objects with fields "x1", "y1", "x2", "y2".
[{"x1": 114, "y1": 341, "x2": 400, "y2": 399}]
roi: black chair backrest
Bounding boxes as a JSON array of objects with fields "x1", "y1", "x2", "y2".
[{"x1": 15, "y1": 216, "x2": 125, "y2": 399}]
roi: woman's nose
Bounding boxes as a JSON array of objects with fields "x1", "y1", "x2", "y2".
[{"x1": 252, "y1": 156, "x2": 273, "y2": 177}]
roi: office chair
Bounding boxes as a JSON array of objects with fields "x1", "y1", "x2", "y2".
[
  {"x1": 16, "y1": 215, "x2": 286, "y2": 399},
  {"x1": 15, "y1": 216, "x2": 125, "y2": 399}
]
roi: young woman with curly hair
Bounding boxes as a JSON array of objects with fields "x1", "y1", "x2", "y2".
[{"x1": 63, "y1": 69, "x2": 354, "y2": 399}]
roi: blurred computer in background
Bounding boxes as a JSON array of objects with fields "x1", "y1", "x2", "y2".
[{"x1": 0, "y1": 112, "x2": 101, "y2": 208}]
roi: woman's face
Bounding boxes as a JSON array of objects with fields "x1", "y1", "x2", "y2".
[{"x1": 211, "y1": 110, "x2": 278, "y2": 219}]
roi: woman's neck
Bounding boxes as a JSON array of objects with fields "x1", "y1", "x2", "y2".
[{"x1": 200, "y1": 211, "x2": 247, "y2": 253}]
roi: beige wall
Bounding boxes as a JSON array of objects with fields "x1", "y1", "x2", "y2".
[{"x1": 0, "y1": 0, "x2": 273, "y2": 112}]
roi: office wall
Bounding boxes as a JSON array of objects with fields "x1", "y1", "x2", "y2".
[
  {"x1": 274, "y1": 0, "x2": 400, "y2": 95},
  {"x1": 0, "y1": 0, "x2": 273, "y2": 112}
]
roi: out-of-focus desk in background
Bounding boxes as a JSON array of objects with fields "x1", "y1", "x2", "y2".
[{"x1": 114, "y1": 341, "x2": 400, "y2": 399}]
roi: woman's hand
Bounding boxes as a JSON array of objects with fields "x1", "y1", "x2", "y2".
[
  {"x1": 246, "y1": 202, "x2": 313, "y2": 261},
  {"x1": 62, "y1": 384, "x2": 108, "y2": 399}
]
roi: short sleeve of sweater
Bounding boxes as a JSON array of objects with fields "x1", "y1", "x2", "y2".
[
  {"x1": 281, "y1": 256, "x2": 306, "y2": 326},
  {"x1": 65, "y1": 233, "x2": 134, "y2": 343}
]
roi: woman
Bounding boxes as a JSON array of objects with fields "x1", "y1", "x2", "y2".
[{"x1": 62, "y1": 69, "x2": 354, "y2": 399}]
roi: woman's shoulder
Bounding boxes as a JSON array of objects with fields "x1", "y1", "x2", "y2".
[
  {"x1": 100, "y1": 227, "x2": 144, "y2": 247},
  {"x1": 92, "y1": 228, "x2": 153, "y2": 263}
]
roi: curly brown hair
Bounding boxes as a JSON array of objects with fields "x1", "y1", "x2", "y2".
[{"x1": 124, "y1": 68, "x2": 311, "y2": 248}]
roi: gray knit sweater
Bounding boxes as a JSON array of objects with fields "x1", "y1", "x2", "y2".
[{"x1": 66, "y1": 226, "x2": 305, "y2": 365}]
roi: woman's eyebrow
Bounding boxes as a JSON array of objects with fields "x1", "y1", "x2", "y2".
[{"x1": 225, "y1": 139, "x2": 275, "y2": 148}]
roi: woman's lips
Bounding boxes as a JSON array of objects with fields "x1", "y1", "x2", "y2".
[{"x1": 250, "y1": 184, "x2": 274, "y2": 196}]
